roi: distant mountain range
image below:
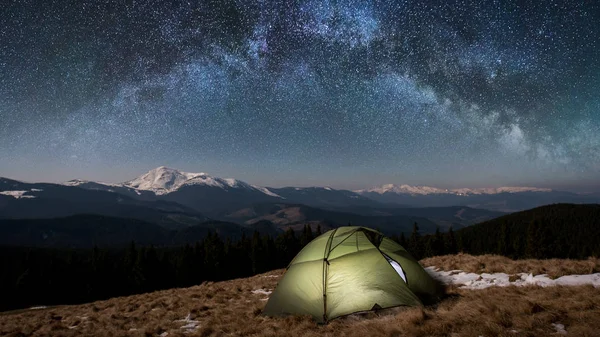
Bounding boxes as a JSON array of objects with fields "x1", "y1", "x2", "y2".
[
  {"x1": 58, "y1": 167, "x2": 600, "y2": 212},
  {"x1": 355, "y1": 184, "x2": 599, "y2": 212},
  {"x1": 0, "y1": 177, "x2": 207, "y2": 229},
  {"x1": 1, "y1": 166, "x2": 599, "y2": 232},
  {"x1": 356, "y1": 184, "x2": 552, "y2": 196},
  {"x1": 57, "y1": 166, "x2": 383, "y2": 214}
]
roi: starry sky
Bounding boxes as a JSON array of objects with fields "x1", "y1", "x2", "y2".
[{"x1": 1, "y1": 0, "x2": 599, "y2": 191}]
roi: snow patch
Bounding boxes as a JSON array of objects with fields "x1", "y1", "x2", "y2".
[
  {"x1": 251, "y1": 289, "x2": 272, "y2": 296},
  {"x1": 29, "y1": 306, "x2": 47, "y2": 310},
  {"x1": 0, "y1": 190, "x2": 35, "y2": 199},
  {"x1": 426, "y1": 267, "x2": 600, "y2": 289},
  {"x1": 63, "y1": 179, "x2": 88, "y2": 186},
  {"x1": 552, "y1": 323, "x2": 567, "y2": 335},
  {"x1": 30, "y1": 188, "x2": 43, "y2": 192},
  {"x1": 252, "y1": 288, "x2": 272, "y2": 301},
  {"x1": 63, "y1": 179, "x2": 121, "y2": 188},
  {"x1": 252, "y1": 185, "x2": 283, "y2": 198},
  {"x1": 175, "y1": 313, "x2": 200, "y2": 333}
]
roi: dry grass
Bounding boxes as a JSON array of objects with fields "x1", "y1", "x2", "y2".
[
  {"x1": 1, "y1": 255, "x2": 599, "y2": 337},
  {"x1": 421, "y1": 253, "x2": 600, "y2": 279}
]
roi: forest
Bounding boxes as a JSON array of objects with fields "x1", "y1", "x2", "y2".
[{"x1": 1, "y1": 203, "x2": 598, "y2": 312}]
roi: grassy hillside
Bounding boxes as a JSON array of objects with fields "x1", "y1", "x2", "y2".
[{"x1": 1, "y1": 255, "x2": 599, "y2": 336}]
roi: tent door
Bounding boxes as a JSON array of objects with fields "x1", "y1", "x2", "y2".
[{"x1": 382, "y1": 253, "x2": 407, "y2": 283}]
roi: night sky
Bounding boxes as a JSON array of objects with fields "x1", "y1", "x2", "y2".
[{"x1": 1, "y1": 0, "x2": 599, "y2": 191}]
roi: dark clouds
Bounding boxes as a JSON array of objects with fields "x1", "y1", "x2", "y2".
[{"x1": 0, "y1": 0, "x2": 599, "y2": 190}]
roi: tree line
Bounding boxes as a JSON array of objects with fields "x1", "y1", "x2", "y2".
[
  {"x1": 401, "y1": 204, "x2": 600, "y2": 260},
  {"x1": 2, "y1": 203, "x2": 598, "y2": 312},
  {"x1": 0, "y1": 225, "x2": 320, "y2": 312},
  {"x1": 451, "y1": 203, "x2": 600, "y2": 259}
]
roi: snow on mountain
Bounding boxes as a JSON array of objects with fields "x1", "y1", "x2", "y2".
[
  {"x1": 358, "y1": 184, "x2": 449, "y2": 195},
  {"x1": 63, "y1": 179, "x2": 122, "y2": 188},
  {"x1": 123, "y1": 166, "x2": 204, "y2": 194},
  {"x1": 356, "y1": 184, "x2": 552, "y2": 196},
  {"x1": 0, "y1": 190, "x2": 36, "y2": 199},
  {"x1": 63, "y1": 179, "x2": 86, "y2": 187},
  {"x1": 252, "y1": 185, "x2": 284, "y2": 198},
  {"x1": 122, "y1": 166, "x2": 282, "y2": 198}
]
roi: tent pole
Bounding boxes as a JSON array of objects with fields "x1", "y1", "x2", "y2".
[{"x1": 322, "y1": 228, "x2": 337, "y2": 323}]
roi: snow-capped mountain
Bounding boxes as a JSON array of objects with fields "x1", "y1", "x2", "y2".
[
  {"x1": 356, "y1": 184, "x2": 552, "y2": 196},
  {"x1": 122, "y1": 166, "x2": 282, "y2": 198},
  {"x1": 0, "y1": 177, "x2": 207, "y2": 228},
  {"x1": 354, "y1": 184, "x2": 596, "y2": 212},
  {"x1": 2, "y1": 169, "x2": 600, "y2": 217},
  {"x1": 56, "y1": 167, "x2": 380, "y2": 214}
]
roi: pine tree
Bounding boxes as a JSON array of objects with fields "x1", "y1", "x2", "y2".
[
  {"x1": 399, "y1": 233, "x2": 407, "y2": 248},
  {"x1": 262, "y1": 235, "x2": 277, "y2": 270},
  {"x1": 432, "y1": 227, "x2": 444, "y2": 256},
  {"x1": 444, "y1": 227, "x2": 457, "y2": 254},
  {"x1": 423, "y1": 237, "x2": 434, "y2": 258},
  {"x1": 176, "y1": 244, "x2": 195, "y2": 287},
  {"x1": 409, "y1": 222, "x2": 423, "y2": 260},
  {"x1": 275, "y1": 228, "x2": 300, "y2": 266},
  {"x1": 123, "y1": 241, "x2": 144, "y2": 292},
  {"x1": 251, "y1": 230, "x2": 263, "y2": 274},
  {"x1": 90, "y1": 245, "x2": 106, "y2": 297},
  {"x1": 526, "y1": 220, "x2": 542, "y2": 258},
  {"x1": 497, "y1": 223, "x2": 508, "y2": 256},
  {"x1": 300, "y1": 224, "x2": 314, "y2": 247},
  {"x1": 316, "y1": 224, "x2": 322, "y2": 236},
  {"x1": 204, "y1": 232, "x2": 225, "y2": 280}
]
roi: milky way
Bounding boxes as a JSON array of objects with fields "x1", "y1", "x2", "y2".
[{"x1": 1, "y1": 0, "x2": 599, "y2": 190}]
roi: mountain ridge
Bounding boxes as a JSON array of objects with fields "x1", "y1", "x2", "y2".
[
  {"x1": 1, "y1": 168, "x2": 581, "y2": 199},
  {"x1": 356, "y1": 184, "x2": 553, "y2": 196},
  {"x1": 2, "y1": 167, "x2": 599, "y2": 214}
]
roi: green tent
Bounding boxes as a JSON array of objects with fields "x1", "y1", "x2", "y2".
[{"x1": 263, "y1": 226, "x2": 442, "y2": 323}]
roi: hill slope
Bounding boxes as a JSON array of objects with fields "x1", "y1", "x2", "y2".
[
  {"x1": 0, "y1": 215, "x2": 277, "y2": 248},
  {"x1": 1, "y1": 256, "x2": 599, "y2": 336},
  {"x1": 327, "y1": 205, "x2": 505, "y2": 229},
  {"x1": 223, "y1": 203, "x2": 439, "y2": 235},
  {"x1": 456, "y1": 203, "x2": 600, "y2": 259}
]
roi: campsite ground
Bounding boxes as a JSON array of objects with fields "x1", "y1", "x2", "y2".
[{"x1": 1, "y1": 254, "x2": 599, "y2": 337}]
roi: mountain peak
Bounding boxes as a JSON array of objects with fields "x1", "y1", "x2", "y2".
[
  {"x1": 123, "y1": 166, "x2": 205, "y2": 195},
  {"x1": 122, "y1": 166, "x2": 282, "y2": 198}
]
